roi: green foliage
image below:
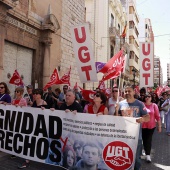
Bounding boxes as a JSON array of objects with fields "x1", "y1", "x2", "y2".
[{"x1": 154, "y1": 83, "x2": 158, "y2": 88}]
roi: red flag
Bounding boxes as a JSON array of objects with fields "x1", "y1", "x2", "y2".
[
  {"x1": 163, "y1": 86, "x2": 170, "y2": 92},
  {"x1": 98, "y1": 80, "x2": 105, "y2": 91},
  {"x1": 99, "y1": 50, "x2": 125, "y2": 81},
  {"x1": 120, "y1": 25, "x2": 127, "y2": 38},
  {"x1": 160, "y1": 86, "x2": 170, "y2": 95},
  {"x1": 155, "y1": 86, "x2": 163, "y2": 96},
  {"x1": 57, "y1": 66, "x2": 71, "y2": 85},
  {"x1": 147, "y1": 87, "x2": 152, "y2": 93},
  {"x1": 43, "y1": 68, "x2": 60, "y2": 90},
  {"x1": 9, "y1": 70, "x2": 24, "y2": 86},
  {"x1": 73, "y1": 82, "x2": 78, "y2": 90},
  {"x1": 104, "y1": 88, "x2": 111, "y2": 97},
  {"x1": 134, "y1": 86, "x2": 140, "y2": 95},
  {"x1": 81, "y1": 89, "x2": 96, "y2": 103}
]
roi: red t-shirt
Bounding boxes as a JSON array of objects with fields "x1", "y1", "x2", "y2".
[
  {"x1": 12, "y1": 99, "x2": 20, "y2": 105},
  {"x1": 87, "y1": 104, "x2": 106, "y2": 114}
]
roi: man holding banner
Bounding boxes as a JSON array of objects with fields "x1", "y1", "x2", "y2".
[
  {"x1": 118, "y1": 84, "x2": 150, "y2": 170},
  {"x1": 60, "y1": 89, "x2": 83, "y2": 113}
]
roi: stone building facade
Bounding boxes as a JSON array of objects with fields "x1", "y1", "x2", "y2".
[{"x1": 0, "y1": 0, "x2": 85, "y2": 93}]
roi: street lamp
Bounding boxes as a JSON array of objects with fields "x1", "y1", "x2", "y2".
[{"x1": 132, "y1": 68, "x2": 136, "y2": 86}]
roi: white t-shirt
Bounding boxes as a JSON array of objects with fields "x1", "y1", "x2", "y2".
[{"x1": 108, "y1": 96, "x2": 123, "y2": 115}]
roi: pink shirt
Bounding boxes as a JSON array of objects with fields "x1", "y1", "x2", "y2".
[
  {"x1": 142, "y1": 103, "x2": 160, "y2": 129},
  {"x1": 12, "y1": 98, "x2": 27, "y2": 107}
]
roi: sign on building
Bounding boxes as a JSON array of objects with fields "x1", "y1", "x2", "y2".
[
  {"x1": 139, "y1": 42, "x2": 154, "y2": 87},
  {"x1": 6, "y1": 16, "x2": 37, "y2": 35}
]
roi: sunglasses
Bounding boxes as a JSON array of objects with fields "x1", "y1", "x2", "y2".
[
  {"x1": 33, "y1": 92, "x2": 40, "y2": 95},
  {"x1": 145, "y1": 96, "x2": 151, "y2": 98},
  {"x1": 0, "y1": 87, "x2": 4, "y2": 89},
  {"x1": 95, "y1": 94, "x2": 101, "y2": 97},
  {"x1": 112, "y1": 90, "x2": 118, "y2": 92},
  {"x1": 15, "y1": 91, "x2": 20, "y2": 93}
]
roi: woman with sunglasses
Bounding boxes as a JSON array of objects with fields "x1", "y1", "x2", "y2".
[
  {"x1": 0, "y1": 82, "x2": 11, "y2": 104},
  {"x1": 152, "y1": 93, "x2": 159, "y2": 104},
  {"x1": 142, "y1": 93, "x2": 161, "y2": 163},
  {"x1": 12, "y1": 87, "x2": 27, "y2": 107},
  {"x1": 31, "y1": 88, "x2": 47, "y2": 108},
  {"x1": 86, "y1": 91, "x2": 108, "y2": 115},
  {"x1": 11, "y1": 87, "x2": 27, "y2": 159}
]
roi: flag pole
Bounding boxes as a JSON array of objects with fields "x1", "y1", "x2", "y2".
[
  {"x1": 117, "y1": 72, "x2": 122, "y2": 103},
  {"x1": 23, "y1": 85, "x2": 31, "y2": 102}
]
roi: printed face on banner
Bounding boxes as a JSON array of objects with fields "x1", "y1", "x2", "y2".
[
  {"x1": 103, "y1": 141, "x2": 133, "y2": 170},
  {"x1": 70, "y1": 23, "x2": 98, "y2": 83},
  {"x1": 139, "y1": 43, "x2": 153, "y2": 87},
  {"x1": 82, "y1": 146, "x2": 100, "y2": 166}
]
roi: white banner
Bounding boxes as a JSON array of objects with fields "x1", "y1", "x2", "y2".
[
  {"x1": 139, "y1": 42, "x2": 154, "y2": 87},
  {"x1": 0, "y1": 105, "x2": 139, "y2": 170},
  {"x1": 70, "y1": 23, "x2": 98, "y2": 83}
]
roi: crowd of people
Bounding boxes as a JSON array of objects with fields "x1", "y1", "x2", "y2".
[{"x1": 0, "y1": 81, "x2": 169, "y2": 170}]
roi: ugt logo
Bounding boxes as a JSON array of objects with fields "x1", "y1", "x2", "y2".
[{"x1": 103, "y1": 141, "x2": 133, "y2": 170}]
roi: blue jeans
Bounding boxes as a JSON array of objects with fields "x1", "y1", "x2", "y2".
[{"x1": 134, "y1": 139, "x2": 142, "y2": 170}]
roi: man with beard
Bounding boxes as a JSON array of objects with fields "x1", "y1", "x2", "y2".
[{"x1": 118, "y1": 84, "x2": 150, "y2": 170}]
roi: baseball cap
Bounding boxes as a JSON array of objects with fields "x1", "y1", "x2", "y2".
[{"x1": 27, "y1": 85, "x2": 33, "y2": 89}]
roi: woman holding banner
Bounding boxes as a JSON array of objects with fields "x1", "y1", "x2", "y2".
[
  {"x1": 31, "y1": 88, "x2": 47, "y2": 108},
  {"x1": 142, "y1": 93, "x2": 161, "y2": 163},
  {"x1": 86, "y1": 91, "x2": 108, "y2": 115},
  {"x1": 12, "y1": 87, "x2": 27, "y2": 107},
  {"x1": 18, "y1": 88, "x2": 47, "y2": 169},
  {"x1": 10, "y1": 87, "x2": 27, "y2": 159}
]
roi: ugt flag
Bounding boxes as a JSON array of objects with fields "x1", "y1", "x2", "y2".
[
  {"x1": 99, "y1": 50, "x2": 125, "y2": 81},
  {"x1": 9, "y1": 70, "x2": 24, "y2": 86}
]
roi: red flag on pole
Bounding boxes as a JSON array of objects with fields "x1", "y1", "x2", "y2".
[
  {"x1": 81, "y1": 89, "x2": 96, "y2": 103},
  {"x1": 73, "y1": 82, "x2": 78, "y2": 90},
  {"x1": 134, "y1": 86, "x2": 140, "y2": 95},
  {"x1": 120, "y1": 25, "x2": 127, "y2": 38},
  {"x1": 104, "y1": 88, "x2": 111, "y2": 97},
  {"x1": 99, "y1": 50, "x2": 125, "y2": 81},
  {"x1": 155, "y1": 86, "x2": 163, "y2": 97},
  {"x1": 98, "y1": 80, "x2": 105, "y2": 92},
  {"x1": 43, "y1": 68, "x2": 60, "y2": 90},
  {"x1": 57, "y1": 66, "x2": 71, "y2": 85},
  {"x1": 9, "y1": 70, "x2": 24, "y2": 86}
]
